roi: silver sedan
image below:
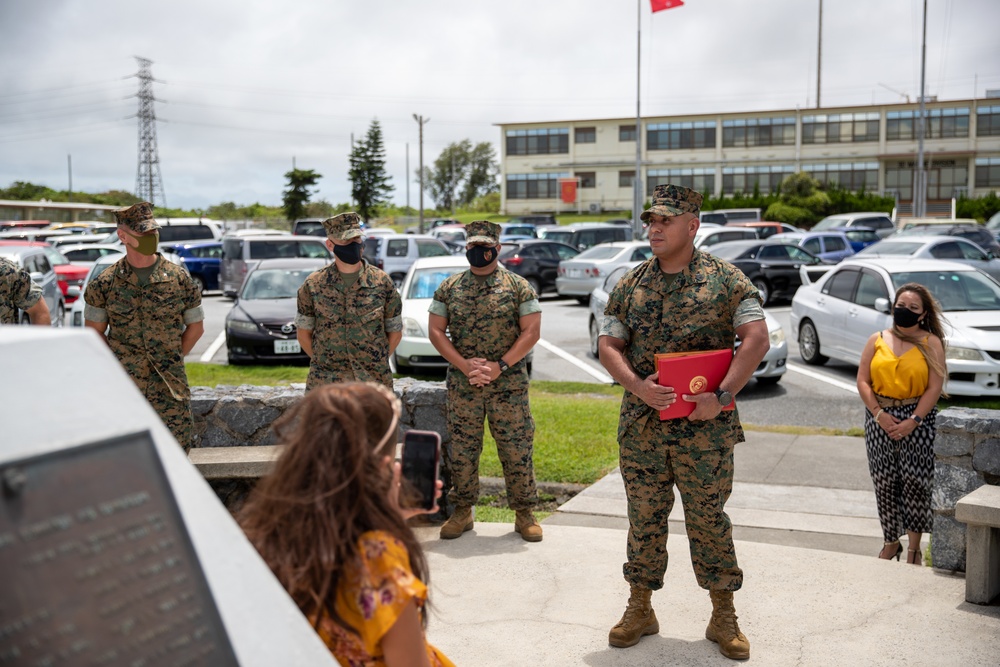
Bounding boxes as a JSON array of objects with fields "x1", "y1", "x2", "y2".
[
  {"x1": 856, "y1": 234, "x2": 1000, "y2": 283},
  {"x1": 556, "y1": 241, "x2": 653, "y2": 305}
]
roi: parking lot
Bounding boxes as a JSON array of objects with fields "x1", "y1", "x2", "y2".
[{"x1": 187, "y1": 292, "x2": 867, "y2": 433}]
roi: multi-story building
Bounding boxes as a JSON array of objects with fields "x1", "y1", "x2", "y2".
[{"x1": 498, "y1": 98, "x2": 1000, "y2": 216}]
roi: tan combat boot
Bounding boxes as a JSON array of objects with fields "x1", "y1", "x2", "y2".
[
  {"x1": 439, "y1": 506, "x2": 474, "y2": 539},
  {"x1": 706, "y1": 590, "x2": 750, "y2": 660},
  {"x1": 514, "y1": 510, "x2": 543, "y2": 542},
  {"x1": 608, "y1": 585, "x2": 659, "y2": 648}
]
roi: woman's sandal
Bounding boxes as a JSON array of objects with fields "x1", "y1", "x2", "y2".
[
  {"x1": 879, "y1": 542, "x2": 903, "y2": 561},
  {"x1": 907, "y1": 548, "x2": 923, "y2": 565}
]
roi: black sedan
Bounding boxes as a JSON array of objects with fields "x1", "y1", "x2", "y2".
[
  {"x1": 225, "y1": 258, "x2": 327, "y2": 364},
  {"x1": 706, "y1": 240, "x2": 830, "y2": 305},
  {"x1": 498, "y1": 239, "x2": 580, "y2": 295}
]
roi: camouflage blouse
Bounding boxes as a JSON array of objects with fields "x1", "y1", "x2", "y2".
[{"x1": 0, "y1": 256, "x2": 42, "y2": 324}]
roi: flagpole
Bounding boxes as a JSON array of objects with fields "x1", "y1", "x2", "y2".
[{"x1": 633, "y1": 0, "x2": 643, "y2": 236}]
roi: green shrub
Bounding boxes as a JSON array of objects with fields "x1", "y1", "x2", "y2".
[{"x1": 764, "y1": 202, "x2": 816, "y2": 226}]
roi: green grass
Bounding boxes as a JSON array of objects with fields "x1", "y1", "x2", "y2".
[{"x1": 187, "y1": 363, "x2": 308, "y2": 386}]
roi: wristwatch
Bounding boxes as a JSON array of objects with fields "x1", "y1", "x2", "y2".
[
  {"x1": 715, "y1": 388, "x2": 733, "y2": 408},
  {"x1": 910, "y1": 414, "x2": 923, "y2": 425},
  {"x1": 497, "y1": 359, "x2": 510, "y2": 374}
]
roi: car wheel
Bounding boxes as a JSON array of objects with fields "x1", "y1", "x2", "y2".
[
  {"x1": 589, "y1": 316, "x2": 600, "y2": 358},
  {"x1": 575, "y1": 295, "x2": 590, "y2": 306},
  {"x1": 391, "y1": 273, "x2": 405, "y2": 289},
  {"x1": 798, "y1": 320, "x2": 828, "y2": 366},
  {"x1": 752, "y1": 277, "x2": 770, "y2": 306},
  {"x1": 756, "y1": 375, "x2": 781, "y2": 386},
  {"x1": 191, "y1": 274, "x2": 205, "y2": 294},
  {"x1": 526, "y1": 276, "x2": 541, "y2": 296},
  {"x1": 53, "y1": 301, "x2": 65, "y2": 328}
]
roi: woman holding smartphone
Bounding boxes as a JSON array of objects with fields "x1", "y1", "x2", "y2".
[{"x1": 241, "y1": 382, "x2": 453, "y2": 667}]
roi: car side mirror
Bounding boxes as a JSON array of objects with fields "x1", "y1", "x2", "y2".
[
  {"x1": 30, "y1": 271, "x2": 45, "y2": 283},
  {"x1": 66, "y1": 286, "x2": 81, "y2": 299},
  {"x1": 874, "y1": 297, "x2": 890, "y2": 314}
]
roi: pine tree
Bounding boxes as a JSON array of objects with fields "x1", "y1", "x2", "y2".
[
  {"x1": 282, "y1": 168, "x2": 322, "y2": 225},
  {"x1": 349, "y1": 120, "x2": 394, "y2": 223}
]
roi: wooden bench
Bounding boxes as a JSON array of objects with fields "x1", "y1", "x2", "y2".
[{"x1": 955, "y1": 484, "x2": 1000, "y2": 605}]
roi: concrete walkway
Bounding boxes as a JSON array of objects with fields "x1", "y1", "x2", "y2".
[{"x1": 413, "y1": 431, "x2": 1000, "y2": 666}]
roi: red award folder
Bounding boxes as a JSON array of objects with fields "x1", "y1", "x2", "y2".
[{"x1": 655, "y1": 349, "x2": 735, "y2": 420}]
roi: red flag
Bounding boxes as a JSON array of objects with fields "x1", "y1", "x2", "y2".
[
  {"x1": 559, "y1": 179, "x2": 577, "y2": 204},
  {"x1": 650, "y1": 0, "x2": 684, "y2": 12}
]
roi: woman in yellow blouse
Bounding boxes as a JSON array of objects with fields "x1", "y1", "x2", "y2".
[
  {"x1": 241, "y1": 382, "x2": 454, "y2": 667},
  {"x1": 857, "y1": 282, "x2": 946, "y2": 565}
]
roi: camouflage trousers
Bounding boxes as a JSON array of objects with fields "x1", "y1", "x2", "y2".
[
  {"x1": 445, "y1": 373, "x2": 538, "y2": 511},
  {"x1": 139, "y1": 375, "x2": 193, "y2": 452},
  {"x1": 619, "y1": 416, "x2": 742, "y2": 592}
]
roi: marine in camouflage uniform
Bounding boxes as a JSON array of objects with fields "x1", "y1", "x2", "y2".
[
  {"x1": 0, "y1": 256, "x2": 46, "y2": 325},
  {"x1": 428, "y1": 220, "x2": 543, "y2": 542},
  {"x1": 600, "y1": 184, "x2": 769, "y2": 659},
  {"x1": 84, "y1": 202, "x2": 204, "y2": 451},
  {"x1": 295, "y1": 212, "x2": 402, "y2": 392}
]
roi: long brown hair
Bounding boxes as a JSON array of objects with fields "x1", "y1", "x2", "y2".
[
  {"x1": 239, "y1": 382, "x2": 429, "y2": 631},
  {"x1": 891, "y1": 282, "x2": 948, "y2": 383}
]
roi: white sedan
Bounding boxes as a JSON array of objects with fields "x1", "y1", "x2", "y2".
[
  {"x1": 587, "y1": 261, "x2": 787, "y2": 385},
  {"x1": 791, "y1": 257, "x2": 1000, "y2": 397},
  {"x1": 394, "y1": 256, "x2": 470, "y2": 372},
  {"x1": 556, "y1": 241, "x2": 653, "y2": 304},
  {"x1": 855, "y1": 235, "x2": 1000, "y2": 283}
]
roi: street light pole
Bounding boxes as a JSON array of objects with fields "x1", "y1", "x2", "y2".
[
  {"x1": 413, "y1": 114, "x2": 429, "y2": 233},
  {"x1": 915, "y1": 0, "x2": 928, "y2": 218}
]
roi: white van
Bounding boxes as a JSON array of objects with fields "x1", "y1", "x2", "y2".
[
  {"x1": 220, "y1": 235, "x2": 332, "y2": 298},
  {"x1": 96, "y1": 217, "x2": 224, "y2": 246}
]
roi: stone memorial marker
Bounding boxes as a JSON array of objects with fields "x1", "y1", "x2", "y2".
[{"x1": 0, "y1": 328, "x2": 336, "y2": 666}]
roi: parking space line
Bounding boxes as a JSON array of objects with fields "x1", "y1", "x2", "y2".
[
  {"x1": 200, "y1": 331, "x2": 227, "y2": 363},
  {"x1": 536, "y1": 338, "x2": 614, "y2": 384},
  {"x1": 785, "y1": 362, "x2": 859, "y2": 394}
]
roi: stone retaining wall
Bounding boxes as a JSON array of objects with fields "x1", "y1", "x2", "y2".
[{"x1": 932, "y1": 407, "x2": 1000, "y2": 572}]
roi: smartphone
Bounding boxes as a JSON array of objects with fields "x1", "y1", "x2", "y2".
[{"x1": 400, "y1": 430, "x2": 441, "y2": 511}]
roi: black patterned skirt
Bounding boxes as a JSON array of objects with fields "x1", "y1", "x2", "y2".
[{"x1": 864, "y1": 405, "x2": 937, "y2": 542}]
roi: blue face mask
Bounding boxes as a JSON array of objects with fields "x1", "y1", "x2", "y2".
[{"x1": 333, "y1": 241, "x2": 363, "y2": 265}]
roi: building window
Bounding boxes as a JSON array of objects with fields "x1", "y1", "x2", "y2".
[
  {"x1": 803, "y1": 162, "x2": 879, "y2": 191},
  {"x1": 576, "y1": 172, "x2": 596, "y2": 188},
  {"x1": 647, "y1": 168, "x2": 715, "y2": 195},
  {"x1": 886, "y1": 159, "x2": 968, "y2": 199},
  {"x1": 619, "y1": 125, "x2": 636, "y2": 142},
  {"x1": 802, "y1": 112, "x2": 879, "y2": 144},
  {"x1": 619, "y1": 170, "x2": 635, "y2": 187},
  {"x1": 976, "y1": 157, "x2": 1000, "y2": 187},
  {"x1": 722, "y1": 117, "x2": 796, "y2": 147},
  {"x1": 977, "y1": 105, "x2": 1000, "y2": 137},
  {"x1": 507, "y1": 172, "x2": 570, "y2": 199},
  {"x1": 721, "y1": 165, "x2": 793, "y2": 194},
  {"x1": 505, "y1": 128, "x2": 569, "y2": 156},
  {"x1": 575, "y1": 127, "x2": 596, "y2": 143},
  {"x1": 647, "y1": 121, "x2": 717, "y2": 150},
  {"x1": 887, "y1": 107, "x2": 970, "y2": 140}
]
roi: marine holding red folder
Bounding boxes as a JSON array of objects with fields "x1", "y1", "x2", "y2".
[{"x1": 596, "y1": 183, "x2": 771, "y2": 661}]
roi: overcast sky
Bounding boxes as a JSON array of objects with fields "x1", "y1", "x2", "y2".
[{"x1": 1, "y1": 0, "x2": 998, "y2": 211}]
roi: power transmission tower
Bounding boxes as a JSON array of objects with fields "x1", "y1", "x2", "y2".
[{"x1": 133, "y1": 56, "x2": 166, "y2": 207}]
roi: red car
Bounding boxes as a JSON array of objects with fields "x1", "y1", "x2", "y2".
[{"x1": 0, "y1": 240, "x2": 90, "y2": 303}]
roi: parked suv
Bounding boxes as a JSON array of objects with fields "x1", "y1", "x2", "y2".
[
  {"x1": 497, "y1": 239, "x2": 580, "y2": 295},
  {"x1": 560, "y1": 223, "x2": 632, "y2": 250},
  {"x1": 166, "y1": 241, "x2": 223, "y2": 293},
  {"x1": 220, "y1": 235, "x2": 331, "y2": 297},
  {"x1": 896, "y1": 222, "x2": 1000, "y2": 256},
  {"x1": 291, "y1": 218, "x2": 326, "y2": 237},
  {"x1": 813, "y1": 212, "x2": 895, "y2": 239},
  {"x1": 0, "y1": 244, "x2": 64, "y2": 325},
  {"x1": 508, "y1": 214, "x2": 557, "y2": 227},
  {"x1": 362, "y1": 234, "x2": 451, "y2": 287}
]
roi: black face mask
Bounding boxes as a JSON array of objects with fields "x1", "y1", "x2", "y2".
[
  {"x1": 893, "y1": 306, "x2": 922, "y2": 328},
  {"x1": 466, "y1": 245, "x2": 497, "y2": 268},
  {"x1": 333, "y1": 241, "x2": 363, "y2": 265}
]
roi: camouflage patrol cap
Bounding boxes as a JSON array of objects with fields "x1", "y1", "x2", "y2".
[
  {"x1": 466, "y1": 220, "x2": 500, "y2": 245},
  {"x1": 640, "y1": 184, "x2": 704, "y2": 222},
  {"x1": 114, "y1": 201, "x2": 159, "y2": 234},
  {"x1": 322, "y1": 212, "x2": 363, "y2": 241}
]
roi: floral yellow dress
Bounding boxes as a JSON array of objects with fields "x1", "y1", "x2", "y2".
[{"x1": 312, "y1": 530, "x2": 455, "y2": 667}]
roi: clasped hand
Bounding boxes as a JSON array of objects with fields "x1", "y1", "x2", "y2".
[
  {"x1": 879, "y1": 413, "x2": 914, "y2": 441},
  {"x1": 636, "y1": 372, "x2": 723, "y2": 421},
  {"x1": 463, "y1": 357, "x2": 495, "y2": 387}
]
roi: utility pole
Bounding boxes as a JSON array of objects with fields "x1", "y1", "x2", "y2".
[
  {"x1": 915, "y1": 0, "x2": 928, "y2": 218},
  {"x1": 67, "y1": 155, "x2": 73, "y2": 203},
  {"x1": 133, "y1": 56, "x2": 166, "y2": 207},
  {"x1": 816, "y1": 0, "x2": 823, "y2": 108},
  {"x1": 413, "y1": 114, "x2": 428, "y2": 233},
  {"x1": 406, "y1": 143, "x2": 410, "y2": 211},
  {"x1": 632, "y1": 0, "x2": 643, "y2": 237}
]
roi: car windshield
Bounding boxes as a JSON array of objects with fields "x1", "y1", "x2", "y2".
[
  {"x1": 241, "y1": 268, "x2": 315, "y2": 300},
  {"x1": 576, "y1": 245, "x2": 623, "y2": 260},
  {"x1": 812, "y1": 218, "x2": 845, "y2": 231},
  {"x1": 890, "y1": 270, "x2": 1000, "y2": 312},
  {"x1": 845, "y1": 230, "x2": 878, "y2": 242},
  {"x1": 540, "y1": 230, "x2": 572, "y2": 242},
  {"x1": 503, "y1": 225, "x2": 535, "y2": 237},
  {"x1": 708, "y1": 244, "x2": 756, "y2": 260},
  {"x1": 407, "y1": 267, "x2": 467, "y2": 299},
  {"x1": 858, "y1": 242, "x2": 921, "y2": 256}
]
